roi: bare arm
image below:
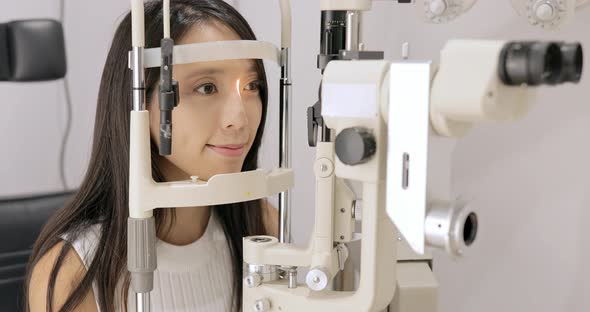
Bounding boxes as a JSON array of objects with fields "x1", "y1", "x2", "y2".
[{"x1": 28, "y1": 241, "x2": 98, "y2": 312}]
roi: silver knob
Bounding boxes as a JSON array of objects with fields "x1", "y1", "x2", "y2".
[
  {"x1": 305, "y1": 267, "x2": 330, "y2": 291},
  {"x1": 429, "y1": 0, "x2": 448, "y2": 16},
  {"x1": 253, "y1": 298, "x2": 271, "y2": 312},
  {"x1": 244, "y1": 273, "x2": 262, "y2": 288},
  {"x1": 534, "y1": 1, "x2": 556, "y2": 22}
]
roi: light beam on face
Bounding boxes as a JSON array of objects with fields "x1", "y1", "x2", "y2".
[{"x1": 236, "y1": 79, "x2": 242, "y2": 100}]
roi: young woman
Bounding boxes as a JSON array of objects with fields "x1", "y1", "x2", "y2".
[{"x1": 26, "y1": 1, "x2": 278, "y2": 311}]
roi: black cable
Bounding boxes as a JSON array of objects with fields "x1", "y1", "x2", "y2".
[{"x1": 58, "y1": 0, "x2": 72, "y2": 190}]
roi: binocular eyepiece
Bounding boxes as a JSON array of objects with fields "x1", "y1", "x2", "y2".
[{"x1": 499, "y1": 41, "x2": 583, "y2": 86}]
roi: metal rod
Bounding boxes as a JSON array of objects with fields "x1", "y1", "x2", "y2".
[
  {"x1": 132, "y1": 46, "x2": 146, "y2": 111},
  {"x1": 345, "y1": 11, "x2": 360, "y2": 52},
  {"x1": 288, "y1": 268, "x2": 297, "y2": 288},
  {"x1": 278, "y1": 191, "x2": 291, "y2": 243},
  {"x1": 279, "y1": 47, "x2": 292, "y2": 244},
  {"x1": 130, "y1": 3, "x2": 151, "y2": 312},
  {"x1": 137, "y1": 292, "x2": 151, "y2": 312}
]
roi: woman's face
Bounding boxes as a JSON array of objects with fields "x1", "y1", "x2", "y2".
[{"x1": 149, "y1": 21, "x2": 263, "y2": 181}]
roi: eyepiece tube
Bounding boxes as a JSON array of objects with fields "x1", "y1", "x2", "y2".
[
  {"x1": 318, "y1": 11, "x2": 346, "y2": 72},
  {"x1": 559, "y1": 42, "x2": 583, "y2": 83},
  {"x1": 499, "y1": 41, "x2": 563, "y2": 86},
  {"x1": 425, "y1": 200, "x2": 478, "y2": 257}
]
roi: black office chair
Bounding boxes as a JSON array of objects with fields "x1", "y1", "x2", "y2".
[
  {"x1": 0, "y1": 191, "x2": 75, "y2": 311},
  {"x1": 1, "y1": 17, "x2": 71, "y2": 311}
]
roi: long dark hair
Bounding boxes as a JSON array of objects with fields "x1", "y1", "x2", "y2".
[{"x1": 25, "y1": 1, "x2": 269, "y2": 311}]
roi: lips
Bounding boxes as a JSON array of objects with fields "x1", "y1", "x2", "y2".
[{"x1": 206, "y1": 143, "x2": 246, "y2": 157}]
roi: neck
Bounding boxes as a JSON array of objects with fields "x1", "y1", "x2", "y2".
[
  {"x1": 155, "y1": 156, "x2": 213, "y2": 245},
  {"x1": 159, "y1": 206, "x2": 211, "y2": 245}
]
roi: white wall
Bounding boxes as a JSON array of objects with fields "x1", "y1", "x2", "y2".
[
  {"x1": 2, "y1": 1, "x2": 589, "y2": 311},
  {"x1": 0, "y1": 0, "x2": 129, "y2": 197}
]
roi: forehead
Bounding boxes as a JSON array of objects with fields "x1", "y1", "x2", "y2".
[
  {"x1": 178, "y1": 20, "x2": 241, "y2": 44},
  {"x1": 175, "y1": 21, "x2": 257, "y2": 77}
]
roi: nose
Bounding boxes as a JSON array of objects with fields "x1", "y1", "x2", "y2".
[{"x1": 220, "y1": 81, "x2": 249, "y2": 131}]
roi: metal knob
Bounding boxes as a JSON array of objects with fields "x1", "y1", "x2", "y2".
[
  {"x1": 429, "y1": 0, "x2": 448, "y2": 16},
  {"x1": 335, "y1": 127, "x2": 376, "y2": 166},
  {"x1": 535, "y1": 2, "x2": 556, "y2": 21},
  {"x1": 253, "y1": 298, "x2": 271, "y2": 312},
  {"x1": 305, "y1": 267, "x2": 330, "y2": 291},
  {"x1": 244, "y1": 273, "x2": 262, "y2": 288}
]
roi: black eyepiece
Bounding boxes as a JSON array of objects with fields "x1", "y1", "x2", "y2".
[
  {"x1": 558, "y1": 42, "x2": 583, "y2": 83},
  {"x1": 499, "y1": 41, "x2": 584, "y2": 86},
  {"x1": 499, "y1": 41, "x2": 562, "y2": 86}
]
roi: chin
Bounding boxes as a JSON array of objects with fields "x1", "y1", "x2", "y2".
[
  {"x1": 220, "y1": 165, "x2": 244, "y2": 174},
  {"x1": 203, "y1": 165, "x2": 244, "y2": 179}
]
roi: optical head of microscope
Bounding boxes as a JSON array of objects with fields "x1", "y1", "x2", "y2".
[
  {"x1": 430, "y1": 40, "x2": 583, "y2": 138},
  {"x1": 321, "y1": 39, "x2": 583, "y2": 259}
]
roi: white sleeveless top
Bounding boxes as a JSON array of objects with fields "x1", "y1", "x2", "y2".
[{"x1": 62, "y1": 213, "x2": 235, "y2": 312}]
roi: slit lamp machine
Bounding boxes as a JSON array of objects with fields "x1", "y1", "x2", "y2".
[{"x1": 126, "y1": 0, "x2": 586, "y2": 311}]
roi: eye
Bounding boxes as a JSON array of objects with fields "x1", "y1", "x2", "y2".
[
  {"x1": 195, "y1": 83, "x2": 218, "y2": 95},
  {"x1": 244, "y1": 80, "x2": 262, "y2": 92}
]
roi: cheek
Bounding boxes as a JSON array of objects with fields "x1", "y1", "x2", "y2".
[
  {"x1": 148, "y1": 107, "x2": 161, "y2": 145},
  {"x1": 247, "y1": 99, "x2": 263, "y2": 136},
  {"x1": 171, "y1": 103, "x2": 216, "y2": 149}
]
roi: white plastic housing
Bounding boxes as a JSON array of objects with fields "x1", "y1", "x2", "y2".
[
  {"x1": 138, "y1": 40, "x2": 281, "y2": 69},
  {"x1": 386, "y1": 61, "x2": 433, "y2": 254},
  {"x1": 243, "y1": 61, "x2": 397, "y2": 312},
  {"x1": 320, "y1": 0, "x2": 372, "y2": 11},
  {"x1": 430, "y1": 40, "x2": 536, "y2": 137}
]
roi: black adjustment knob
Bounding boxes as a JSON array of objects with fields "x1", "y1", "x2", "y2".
[{"x1": 335, "y1": 127, "x2": 376, "y2": 166}]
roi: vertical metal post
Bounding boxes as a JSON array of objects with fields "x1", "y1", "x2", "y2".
[
  {"x1": 279, "y1": 47, "x2": 292, "y2": 244},
  {"x1": 130, "y1": 2, "x2": 153, "y2": 310},
  {"x1": 345, "y1": 11, "x2": 360, "y2": 52},
  {"x1": 132, "y1": 47, "x2": 146, "y2": 112},
  {"x1": 131, "y1": 45, "x2": 150, "y2": 312},
  {"x1": 137, "y1": 292, "x2": 151, "y2": 312}
]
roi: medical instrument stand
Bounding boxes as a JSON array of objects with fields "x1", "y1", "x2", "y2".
[{"x1": 243, "y1": 1, "x2": 584, "y2": 312}]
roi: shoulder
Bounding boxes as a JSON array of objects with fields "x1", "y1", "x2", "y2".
[
  {"x1": 261, "y1": 199, "x2": 279, "y2": 238},
  {"x1": 28, "y1": 240, "x2": 99, "y2": 311}
]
